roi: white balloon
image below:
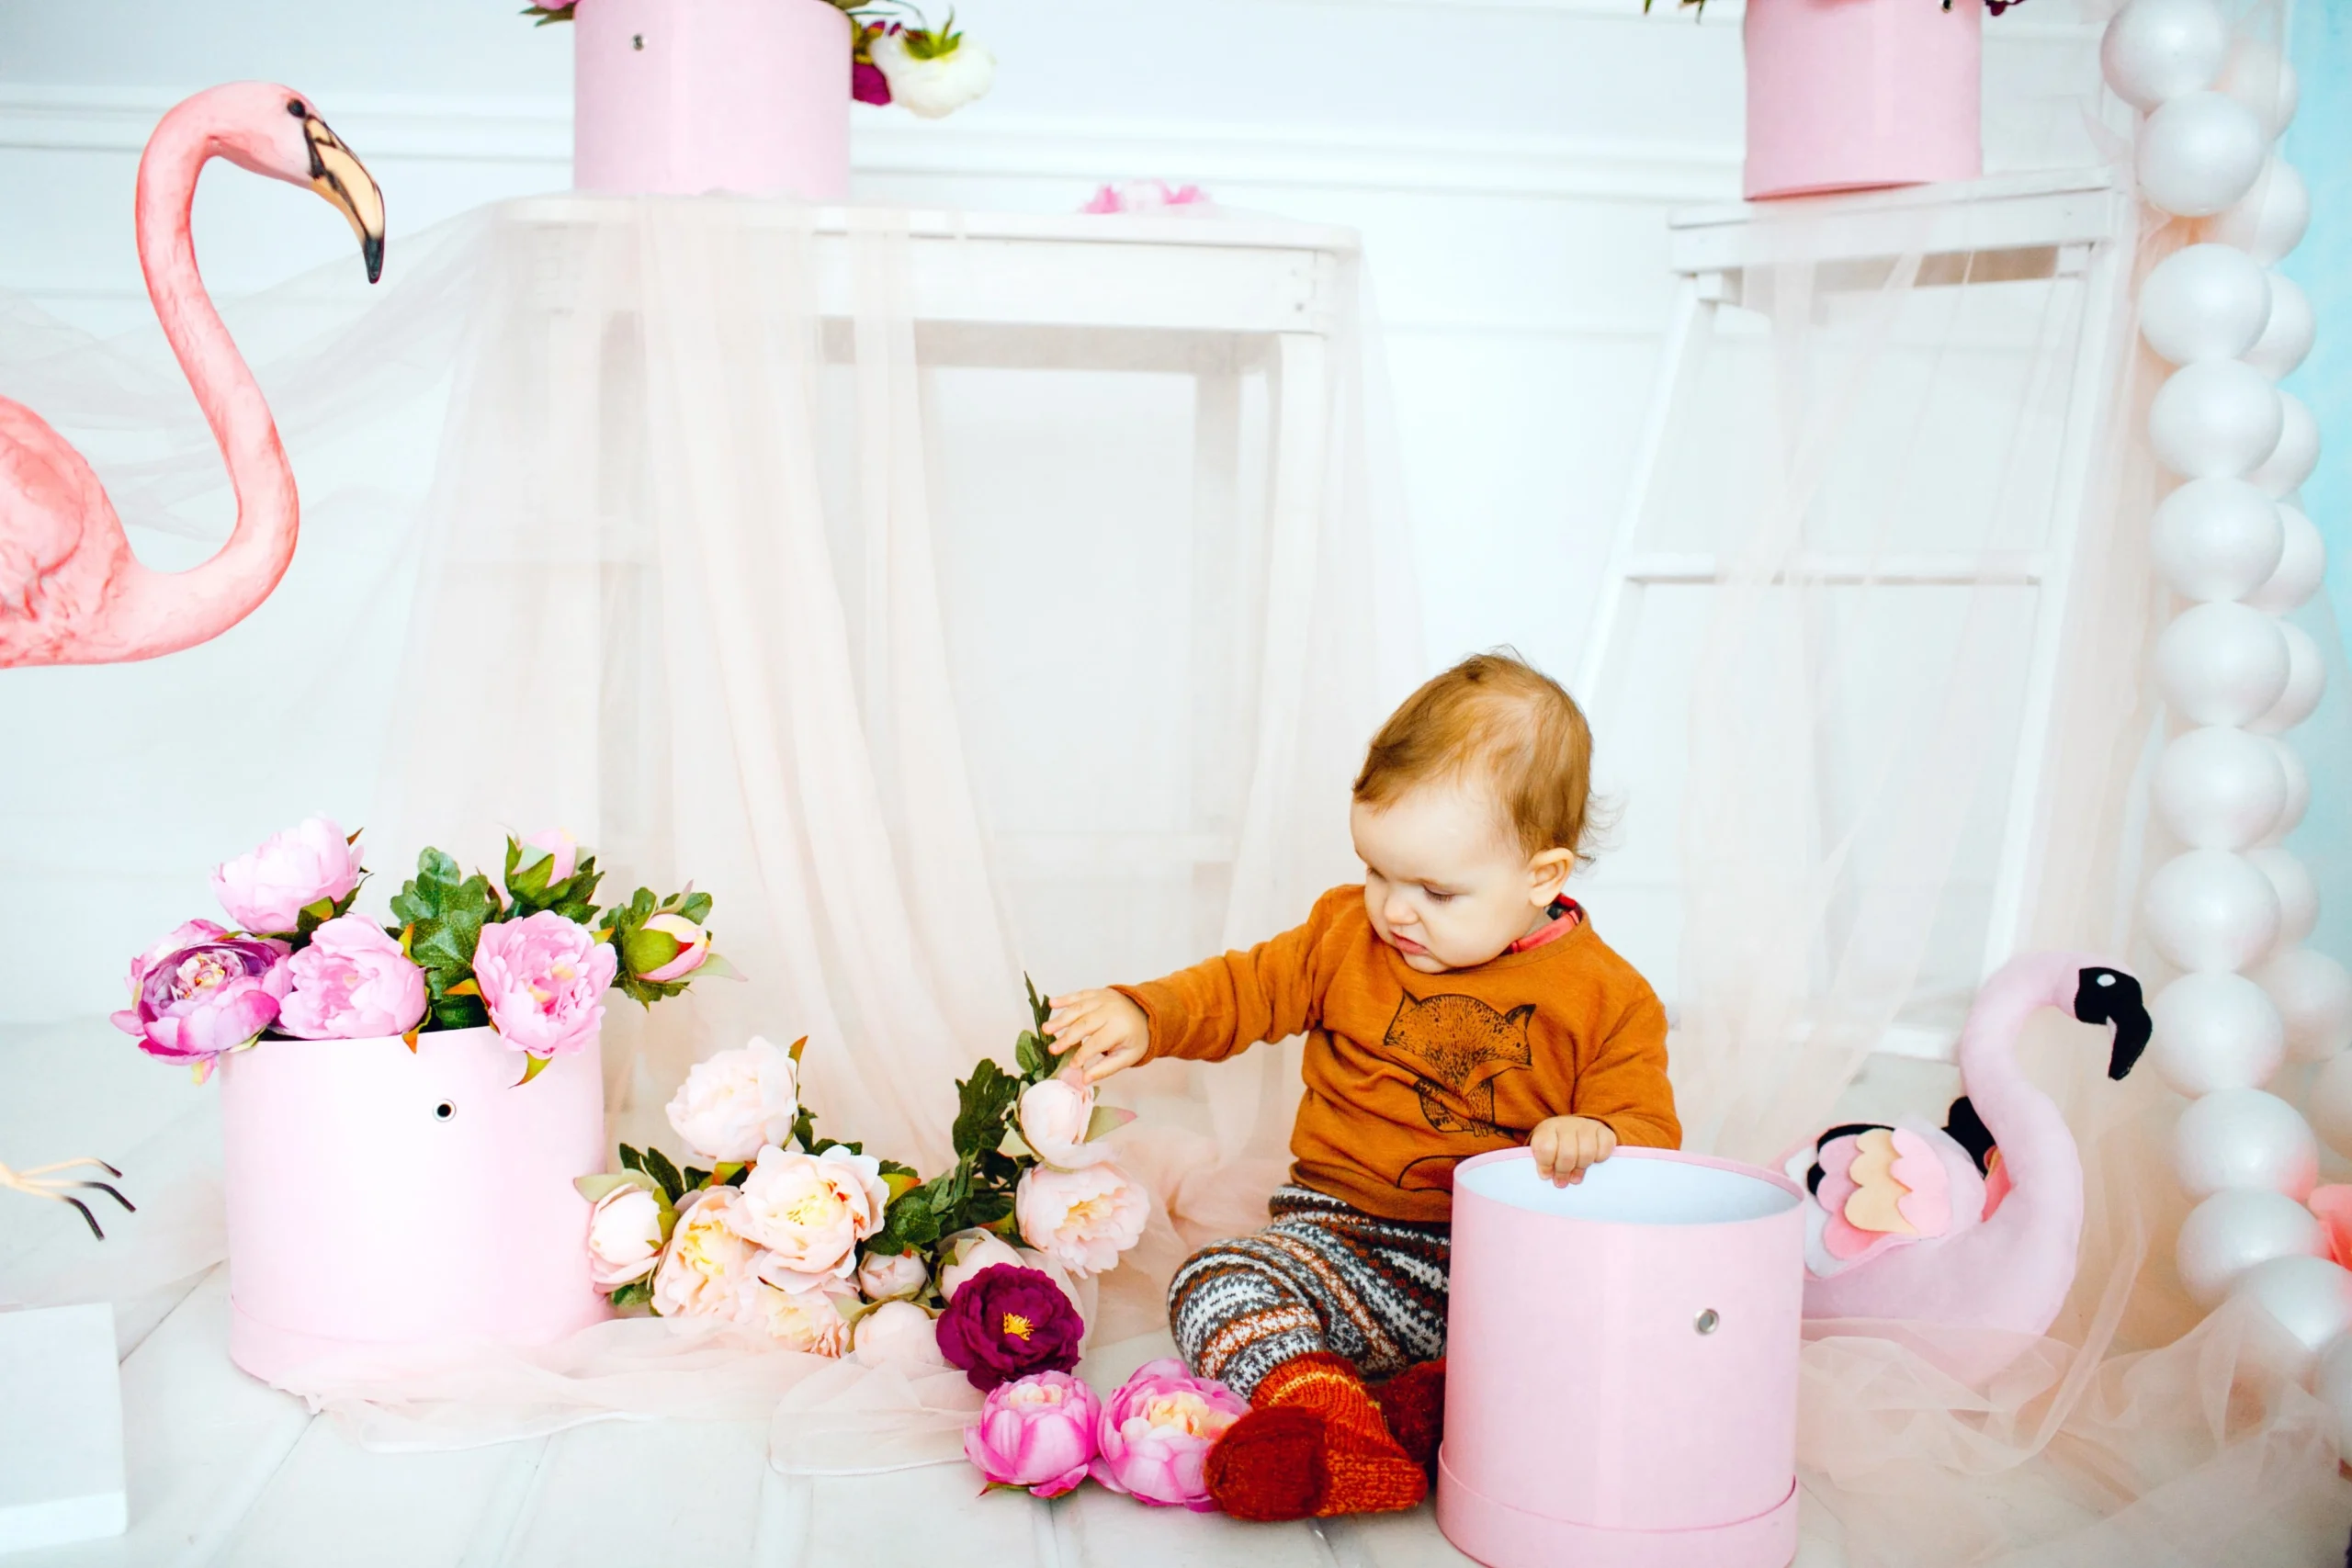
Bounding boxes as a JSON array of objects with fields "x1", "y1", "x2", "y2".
[
  {"x1": 2148, "y1": 359, "x2": 2286, "y2": 479},
  {"x1": 2244, "y1": 272, "x2": 2316, "y2": 379},
  {"x1": 2308, "y1": 1051, "x2": 2352, "y2": 1157},
  {"x1": 2101, "y1": 0, "x2": 2231, "y2": 111},
  {"x1": 2138, "y1": 91, "x2": 2269, "y2": 219},
  {"x1": 2256, "y1": 948, "x2": 2352, "y2": 1065},
  {"x1": 2210, "y1": 157, "x2": 2312, "y2": 265},
  {"x1": 2172, "y1": 1088, "x2": 2319, "y2": 1201},
  {"x1": 2244, "y1": 503, "x2": 2324, "y2": 614},
  {"x1": 2143, "y1": 852, "x2": 2282, "y2": 976},
  {"x1": 2177, "y1": 1187, "x2": 2324, "y2": 1306},
  {"x1": 2229, "y1": 1254, "x2": 2352, "y2": 1357},
  {"x1": 2248, "y1": 391, "x2": 2320, "y2": 499},
  {"x1": 2267, "y1": 742, "x2": 2310, "y2": 847},
  {"x1": 2150, "y1": 970, "x2": 2286, "y2": 1090},
  {"x1": 2153, "y1": 725, "x2": 2286, "y2": 850},
  {"x1": 2139, "y1": 243, "x2": 2271, "y2": 364},
  {"x1": 2217, "y1": 38, "x2": 2300, "y2": 139},
  {"x1": 2149, "y1": 479, "x2": 2283, "y2": 602},
  {"x1": 2247, "y1": 622, "x2": 2324, "y2": 736},
  {"x1": 2246, "y1": 844, "x2": 2319, "y2": 951},
  {"x1": 2316, "y1": 1336, "x2": 2352, "y2": 1458},
  {"x1": 2153, "y1": 601, "x2": 2290, "y2": 726}
]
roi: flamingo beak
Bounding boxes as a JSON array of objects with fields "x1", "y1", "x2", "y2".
[
  {"x1": 2074, "y1": 967, "x2": 2151, "y2": 1080},
  {"x1": 303, "y1": 113, "x2": 385, "y2": 284}
]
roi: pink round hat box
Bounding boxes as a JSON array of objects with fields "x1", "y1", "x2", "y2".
[
  {"x1": 1437, "y1": 1148, "x2": 1804, "y2": 1568},
  {"x1": 573, "y1": 0, "x2": 852, "y2": 199},
  {"x1": 1744, "y1": 0, "x2": 1984, "y2": 200},
  {"x1": 219, "y1": 1028, "x2": 610, "y2": 1386}
]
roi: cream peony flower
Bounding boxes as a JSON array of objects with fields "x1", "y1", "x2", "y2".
[
  {"x1": 856, "y1": 1247, "x2": 930, "y2": 1303},
  {"x1": 741, "y1": 1277, "x2": 856, "y2": 1356},
  {"x1": 1015, "y1": 1161, "x2": 1148, "y2": 1278},
  {"x1": 869, "y1": 28, "x2": 995, "y2": 119},
  {"x1": 665, "y1": 1036, "x2": 800, "y2": 1162},
  {"x1": 650, "y1": 1188, "x2": 761, "y2": 1318},
  {"x1": 854, "y1": 1299, "x2": 948, "y2": 1370},
  {"x1": 587, "y1": 1182, "x2": 669, "y2": 1289},
  {"x1": 729, "y1": 1145, "x2": 890, "y2": 1287},
  {"x1": 938, "y1": 1229, "x2": 1025, "y2": 1300}
]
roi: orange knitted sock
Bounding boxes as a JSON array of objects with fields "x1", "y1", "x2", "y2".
[
  {"x1": 1371, "y1": 1358, "x2": 1446, "y2": 1473},
  {"x1": 1204, "y1": 1352, "x2": 1427, "y2": 1521}
]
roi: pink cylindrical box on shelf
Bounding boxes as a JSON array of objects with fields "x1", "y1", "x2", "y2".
[
  {"x1": 218, "y1": 1027, "x2": 610, "y2": 1387},
  {"x1": 1436, "y1": 1148, "x2": 1804, "y2": 1568},
  {"x1": 572, "y1": 0, "x2": 853, "y2": 199},
  {"x1": 1743, "y1": 0, "x2": 1984, "y2": 201}
]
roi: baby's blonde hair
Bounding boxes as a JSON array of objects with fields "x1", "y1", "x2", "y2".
[{"x1": 1352, "y1": 650, "x2": 1594, "y2": 860}]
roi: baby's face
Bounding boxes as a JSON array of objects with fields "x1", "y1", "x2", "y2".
[{"x1": 1351, "y1": 777, "x2": 1564, "y2": 974}]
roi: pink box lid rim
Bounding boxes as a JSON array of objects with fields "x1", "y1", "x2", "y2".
[{"x1": 1452, "y1": 1146, "x2": 1803, "y2": 1234}]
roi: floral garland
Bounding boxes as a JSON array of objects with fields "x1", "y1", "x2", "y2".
[
  {"x1": 113, "y1": 818, "x2": 726, "y2": 1085},
  {"x1": 582, "y1": 981, "x2": 1151, "y2": 1380},
  {"x1": 522, "y1": 1, "x2": 997, "y2": 120}
]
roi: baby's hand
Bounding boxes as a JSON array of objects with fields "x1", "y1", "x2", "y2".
[
  {"x1": 1045, "y1": 988, "x2": 1152, "y2": 1085},
  {"x1": 1532, "y1": 1115, "x2": 1617, "y2": 1187}
]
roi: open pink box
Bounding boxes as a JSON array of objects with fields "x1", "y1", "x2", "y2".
[{"x1": 1437, "y1": 1147, "x2": 1804, "y2": 1568}]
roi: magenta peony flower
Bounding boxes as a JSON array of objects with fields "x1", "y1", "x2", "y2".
[
  {"x1": 1089, "y1": 1358, "x2": 1246, "y2": 1510},
  {"x1": 472, "y1": 910, "x2": 616, "y2": 1058},
  {"x1": 111, "y1": 919, "x2": 291, "y2": 1073},
  {"x1": 965, "y1": 1371, "x2": 1101, "y2": 1499},
  {"x1": 934, "y1": 1262, "x2": 1086, "y2": 1391},
  {"x1": 275, "y1": 914, "x2": 427, "y2": 1040},
  {"x1": 209, "y1": 816, "x2": 364, "y2": 934},
  {"x1": 853, "y1": 59, "x2": 891, "y2": 105}
]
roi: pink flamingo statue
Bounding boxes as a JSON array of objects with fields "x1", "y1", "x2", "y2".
[
  {"x1": 1789, "y1": 953, "x2": 2151, "y2": 1339},
  {"x1": 0, "y1": 83, "x2": 384, "y2": 667}
]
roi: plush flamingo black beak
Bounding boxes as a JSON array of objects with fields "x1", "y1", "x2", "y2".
[{"x1": 2075, "y1": 967, "x2": 2151, "y2": 1080}]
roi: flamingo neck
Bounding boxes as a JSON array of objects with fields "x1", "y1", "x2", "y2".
[
  {"x1": 1954, "y1": 977, "x2": 2080, "y2": 1211},
  {"x1": 118, "y1": 103, "x2": 297, "y2": 659}
]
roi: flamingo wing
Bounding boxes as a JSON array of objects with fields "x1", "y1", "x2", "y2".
[
  {"x1": 0, "y1": 396, "x2": 112, "y2": 623},
  {"x1": 1790, "y1": 1120, "x2": 1987, "y2": 1280}
]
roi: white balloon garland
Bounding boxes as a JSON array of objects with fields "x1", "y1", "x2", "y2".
[{"x1": 2106, "y1": 0, "x2": 2352, "y2": 1433}]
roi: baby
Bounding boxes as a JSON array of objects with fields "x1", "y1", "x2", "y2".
[{"x1": 1048, "y1": 650, "x2": 1679, "y2": 1521}]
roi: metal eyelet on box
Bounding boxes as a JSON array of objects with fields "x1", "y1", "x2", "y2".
[
  {"x1": 433, "y1": 1101, "x2": 456, "y2": 1122},
  {"x1": 1694, "y1": 1308, "x2": 1720, "y2": 1335}
]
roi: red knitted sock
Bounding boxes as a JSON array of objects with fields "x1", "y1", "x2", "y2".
[
  {"x1": 1371, "y1": 1359, "x2": 1446, "y2": 1473},
  {"x1": 1204, "y1": 1352, "x2": 1427, "y2": 1521}
]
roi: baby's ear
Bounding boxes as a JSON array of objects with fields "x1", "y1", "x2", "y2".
[{"x1": 1528, "y1": 846, "x2": 1575, "y2": 902}]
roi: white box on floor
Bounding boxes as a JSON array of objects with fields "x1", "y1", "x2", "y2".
[{"x1": 0, "y1": 1303, "x2": 127, "y2": 1553}]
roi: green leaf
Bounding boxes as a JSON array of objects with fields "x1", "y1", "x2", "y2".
[
  {"x1": 950, "y1": 1059, "x2": 1021, "y2": 1162},
  {"x1": 609, "y1": 1276, "x2": 653, "y2": 1309},
  {"x1": 710, "y1": 1160, "x2": 747, "y2": 1188},
  {"x1": 390, "y1": 847, "x2": 499, "y2": 1010},
  {"x1": 619, "y1": 1145, "x2": 646, "y2": 1175},
  {"x1": 516, "y1": 1053, "x2": 554, "y2": 1086},
  {"x1": 1015, "y1": 1031, "x2": 1047, "y2": 1080},
  {"x1": 641, "y1": 1146, "x2": 686, "y2": 1206},
  {"x1": 998, "y1": 1128, "x2": 1035, "y2": 1162},
  {"x1": 683, "y1": 1166, "x2": 711, "y2": 1190}
]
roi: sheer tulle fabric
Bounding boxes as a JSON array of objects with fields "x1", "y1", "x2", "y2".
[{"x1": 0, "y1": 197, "x2": 1415, "y2": 1454}]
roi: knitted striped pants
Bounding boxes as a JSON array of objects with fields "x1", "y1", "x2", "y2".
[{"x1": 1169, "y1": 1185, "x2": 1451, "y2": 1401}]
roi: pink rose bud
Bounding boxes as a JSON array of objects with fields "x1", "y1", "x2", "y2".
[
  {"x1": 964, "y1": 1370, "x2": 1101, "y2": 1498},
  {"x1": 519, "y1": 828, "x2": 579, "y2": 884},
  {"x1": 275, "y1": 914, "x2": 427, "y2": 1040},
  {"x1": 1090, "y1": 1358, "x2": 1246, "y2": 1511},
  {"x1": 472, "y1": 910, "x2": 616, "y2": 1059},
  {"x1": 209, "y1": 816, "x2": 363, "y2": 934},
  {"x1": 625, "y1": 911, "x2": 712, "y2": 985}
]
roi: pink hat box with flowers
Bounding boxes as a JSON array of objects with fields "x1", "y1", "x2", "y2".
[{"x1": 114, "y1": 820, "x2": 731, "y2": 1386}]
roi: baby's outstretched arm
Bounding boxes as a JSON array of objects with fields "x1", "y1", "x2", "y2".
[{"x1": 1046, "y1": 988, "x2": 1152, "y2": 1084}]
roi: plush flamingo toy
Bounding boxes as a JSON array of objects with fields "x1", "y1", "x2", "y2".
[
  {"x1": 1788, "y1": 952, "x2": 2151, "y2": 1338},
  {"x1": 0, "y1": 83, "x2": 384, "y2": 667}
]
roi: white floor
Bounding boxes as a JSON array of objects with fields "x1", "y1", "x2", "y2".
[{"x1": 1, "y1": 1020, "x2": 1854, "y2": 1568}]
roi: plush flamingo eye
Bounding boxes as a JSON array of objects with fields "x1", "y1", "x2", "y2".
[{"x1": 288, "y1": 98, "x2": 307, "y2": 118}]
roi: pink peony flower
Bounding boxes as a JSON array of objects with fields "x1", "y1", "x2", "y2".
[
  {"x1": 729, "y1": 1145, "x2": 890, "y2": 1288},
  {"x1": 274, "y1": 914, "x2": 427, "y2": 1040},
  {"x1": 1090, "y1": 1358, "x2": 1246, "y2": 1510},
  {"x1": 1015, "y1": 1161, "x2": 1148, "y2": 1277},
  {"x1": 856, "y1": 1247, "x2": 930, "y2": 1303},
  {"x1": 1017, "y1": 1076, "x2": 1118, "y2": 1169},
  {"x1": 964, "y1": 1371, "x2": 1101, "y2": 1498},
  {"x1": 1080, "y1": 179, "x2": 1211, "y2": 216},
  {"x1": 665, "y1": 1036, "x2": 800, "y2": 1161},
  {"x1": 854, "y1": 1299, "x2": 948, "y2": 1370},
  {"x1": 110, "y1": 920, "x2": 291, "y2": 1073},
  {"x1": 650, "y1": 1187, "x2": 762, "y2": 1318},
  {"x1": 210, "y1": 816, "x2": 364, "y2": 934},
  {"x1": 472, "y1": 910, "x2": 616, "y2": 1058},
  {"x1": 587, "y1": 1180, "x2": 671, "y2": 1289},
  {"x1": 624, "y1": 911, "x2": 712, "y2": 985},
  {"x1": 519, "y1": 828, "x2": 579, "y2": 883}
]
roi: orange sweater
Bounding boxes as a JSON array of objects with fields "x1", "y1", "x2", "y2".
[{"x1": 1119, "y1": 884, "x2": 1679, "y2": 1224}]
